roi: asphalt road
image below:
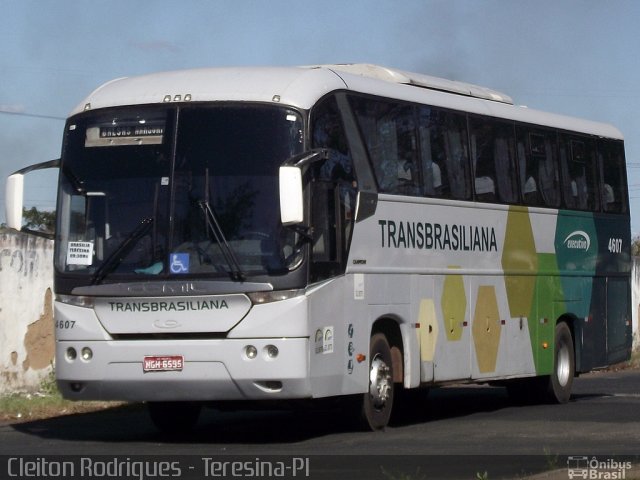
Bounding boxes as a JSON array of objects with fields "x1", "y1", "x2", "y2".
[{"x1": 1, "y1": 369, "x2": 639, "y2": 479}]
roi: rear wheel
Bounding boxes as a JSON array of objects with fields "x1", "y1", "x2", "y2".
[
  {"x1": 147, "y1": 401, "x2": 202, "y2": 434},
  {"x1": 546, "y1": 322, "x2": 574, "y2": 403},
  {"x1": 507, "y1": 322, "x2": 575, "y2": 405},
  {"x1": 360, "y1": 333, "x2": 395, "y2": 430}
]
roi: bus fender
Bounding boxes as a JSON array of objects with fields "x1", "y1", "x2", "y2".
[{"x1": 399, "y1": 322, "x2": 420, "y2": 388}]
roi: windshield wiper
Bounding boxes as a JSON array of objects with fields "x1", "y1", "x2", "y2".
[
  {"x1": 90, "y1": 217, "x2": 154, "y2": 285},
  {"x1": 198, "y1": 200, "x2": 245, "y2": 282}
]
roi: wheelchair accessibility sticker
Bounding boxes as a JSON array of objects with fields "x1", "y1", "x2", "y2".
[{"x1": 169, "y1": 253, "x2": 190, "y2": 274}]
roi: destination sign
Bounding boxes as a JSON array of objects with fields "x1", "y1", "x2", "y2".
[
  {"x1": 99, "y1": 125, "x2": 165, "y2": 138},
  {"x1": 85, "y1": 122, "x2": 165, "y2": 147}
]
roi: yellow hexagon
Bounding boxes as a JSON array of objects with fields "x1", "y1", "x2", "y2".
[
  {"x1": 472, "y1": 285, "x2": 501, "y2": 373},
  {"x1": 441, "y1": 269, "x2": 466, "y2": 342},
  {"x1": 417, "y1": 299, "x2": 438, "y2": 361},
  {"x1": 501, "y1": 206, "x2": 538, "y2": 318}
]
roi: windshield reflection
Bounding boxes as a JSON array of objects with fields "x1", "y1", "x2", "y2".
[{"x1": 56, "y1": 105, "x2": 303, "y2": 282}]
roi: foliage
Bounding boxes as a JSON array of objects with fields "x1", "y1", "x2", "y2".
[
  {"x1": 543, "y1": 446, "x2": 559, "y2": 470},
  {"x1": 22, "y1": 206, "x2": 56, "y2": 233},
  {"x1": 0, "y1": 391, "x2": 126, "y2": 423},
  {"x1": 632, "y1": 234, "x2": 640, "y2": 257},
  {"x1": 39, "y1": 364, "x2": 59, "y2": 396}
]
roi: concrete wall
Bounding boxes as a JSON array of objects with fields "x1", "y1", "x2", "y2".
[
  {"x1": 632, "y1": 258, "x2": 640, "y2": 351},
  {"x1": 0, "y1": 231, "x2": 54, "y2": 394},
  {"x1": 0, "y1": 230, "x2": 638, "y2": 393}
]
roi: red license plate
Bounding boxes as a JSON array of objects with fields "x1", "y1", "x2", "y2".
[{"x1": 143, "y1": 355, "x2": 184, "y2": 372}]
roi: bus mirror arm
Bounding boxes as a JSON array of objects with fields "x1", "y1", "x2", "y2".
[
  {"x1": 283, "y1": 225, "x2": 313, "y2": 267},
  {"x1": 5, "y1": 159, "x2": 60, "y2": 235},
  {"x1": 282, "y1": 148, "x2": 329, "y2": 168},
  {"x1": 286, "y1": 224, "x2": 313, "y2": 242}
]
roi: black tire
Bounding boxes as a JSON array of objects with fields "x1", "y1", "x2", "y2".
[
  {"x1": 360, "y1": 333, "x2": 395, "y2": 430},
  {"x1": 507, "y1": 323, "x2": 575, "y2": 405},
  {"x1": 147, "y1": 401, "x2": 202, "y2": 434},
  {"x1": 545, "y1": 322, "x2": 575, "y2": 403}
]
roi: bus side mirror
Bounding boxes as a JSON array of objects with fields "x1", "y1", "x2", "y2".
[
  {"x1": 5, "y1": 173, "x2": 25, "y2": 231},
  {"x1": 279, "y1": 166, "x2": 303, "y2": 225},
  {"x1": 4, "y1": 159, "x2": 60, "y2": 237}
]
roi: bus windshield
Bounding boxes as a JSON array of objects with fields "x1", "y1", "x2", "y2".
[{"x1": 56, "y1": 104, "x2": 304, "y2": 283}]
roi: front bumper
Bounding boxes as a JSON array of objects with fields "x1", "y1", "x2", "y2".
[{"x1": 56, "y1": 337, "x2": 311, "y2": 401}]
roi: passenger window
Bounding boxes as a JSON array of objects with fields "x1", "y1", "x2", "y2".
[
  {"x1": 598, "y1": 140, "x2": 627, "y2": 213},
  {"x1": 559, "y1": 135, "x2": 598, "y2": 211},
  {"x1": 469, "y1": 116, "x2": 518, "y2": 203},
  {"x1": 417, "y1": 106, "x2": 470, "y2": 200},
  {"x1": 516, "y1": 127, "x2": 560, "y2": 207},
  {"x1": 350, "y1": 96, "x2": 419, "y2": 195}
]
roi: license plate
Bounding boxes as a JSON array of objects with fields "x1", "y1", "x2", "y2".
[{"x1": 143, "y1": 355, "x2": 184, "y2": 372}]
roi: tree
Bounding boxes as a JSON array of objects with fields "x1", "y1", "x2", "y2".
[
  {"x1": 632, "y1": 234, "x2": 640, "y2": 257},
  {"x1": 22, "y1": 206, "x2": 56, "y2": 233}
]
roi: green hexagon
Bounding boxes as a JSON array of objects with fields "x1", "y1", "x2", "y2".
[{"x1": 441, "y1": 269, "x2": 466, "y2": 342}]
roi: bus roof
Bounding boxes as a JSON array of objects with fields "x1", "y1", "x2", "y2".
[{"x1": 71, "y1": 64, "x2": 623, "y2": 140}]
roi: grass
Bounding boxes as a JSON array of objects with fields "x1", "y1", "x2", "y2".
[
  {"x1": 0, "y1": 392, "x2": 121, "y2": 423},
  {"x1": 0, "y1": 370, "x2": 123, "y2": 424}
]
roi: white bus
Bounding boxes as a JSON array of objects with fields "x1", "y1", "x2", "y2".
[{"x1": 6, "y1": 64, "x2": 632, "y2": 431}]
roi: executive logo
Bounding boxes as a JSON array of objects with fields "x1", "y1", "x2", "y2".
[{"x1": 563, "y1": 231, "x2": 591, "y2": 251}]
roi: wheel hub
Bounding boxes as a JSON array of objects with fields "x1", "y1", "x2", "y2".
[
  {"x1": 557, "y1": 343, "x2": 571, "y2": 387},
  {"x1": 369, "y1": 354, "x2": 392, "y2": 409}
]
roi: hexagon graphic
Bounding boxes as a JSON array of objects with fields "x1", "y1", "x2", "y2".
[
  {"x1": 501, "y1": 207, "x2": 538, "y2": 318},
  {"x1": 417, "y1": 299, "x2": 439, "y2": 361},
  {"x1": 441, "y1": 270, "x2": 466, "y2": 342},
  {"x1": 472, "y1": 285, "x2": 501, "y2": 373}
]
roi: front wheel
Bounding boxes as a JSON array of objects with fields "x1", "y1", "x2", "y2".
[{"x1": 360, "y1": 333, "x2": 395, "y2": 430}]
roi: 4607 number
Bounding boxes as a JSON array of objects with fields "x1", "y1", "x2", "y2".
[
  {"x1": 608, "y1": 238, "x2": 623, "y2": 253},
  {"x1": 55, "y1": 320, "x2": 76, "y2": 329}
]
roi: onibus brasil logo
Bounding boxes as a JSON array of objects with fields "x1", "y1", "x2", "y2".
[
  {"x1": 567, "y1": 456, "x2": 632, "y2": 479},
  {"x1": 563, "y1": 231, "x2": 591, "y2": 251}
]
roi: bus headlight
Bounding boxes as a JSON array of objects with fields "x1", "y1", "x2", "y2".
[
  {"x1": 247, "y1": 289, "x2": 304, "y2": 305},
  {"x1": 56, "y1": 295, "x2": 94, "y2": 308}
]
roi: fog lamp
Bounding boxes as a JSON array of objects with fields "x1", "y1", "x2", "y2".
[
  {"x1": 81, "y1": 347, "x2": 93, "y2": 361},
  {"x1": 245, "y1": 345, "x2": 258, "y2": 360},
  {"x1": 266, "y1": 345, "x2": 279, "y2": 359}
]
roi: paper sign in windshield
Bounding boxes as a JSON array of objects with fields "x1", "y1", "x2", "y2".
[{"x1": 67, "y1": 241, "x2": 94, "y2": 265}]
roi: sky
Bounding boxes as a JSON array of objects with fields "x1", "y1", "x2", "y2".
[{"x1": 2, "y1": 0, "x2": 640, "y2": 231}]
